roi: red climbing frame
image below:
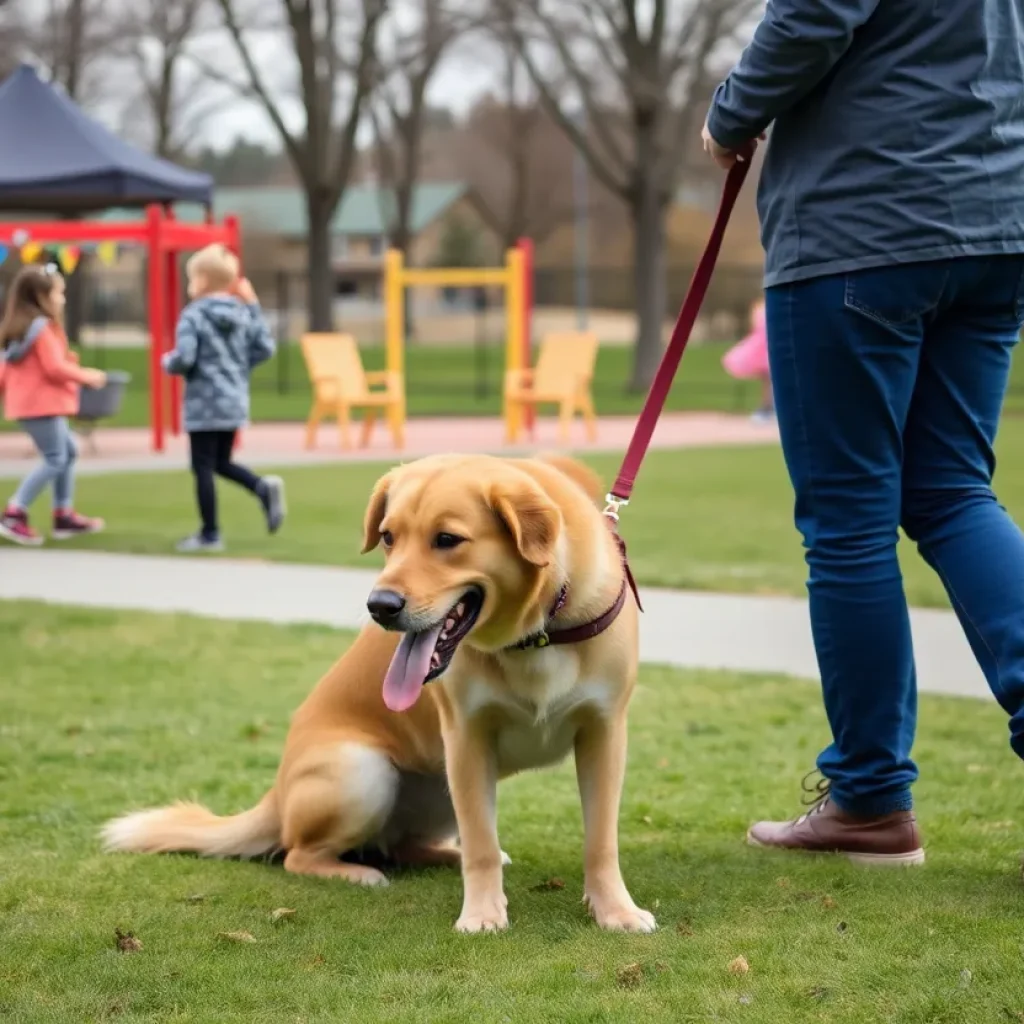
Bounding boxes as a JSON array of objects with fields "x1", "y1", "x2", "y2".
[{"x1": 0, "y1": 204, "x2": 241, "y2": 453}]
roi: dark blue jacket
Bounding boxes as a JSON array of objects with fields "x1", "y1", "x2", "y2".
[
  {"x1": 707, "y1": 0, "x2": 1024, "y2": 287},
  {"x1": 162, "y1": 296, "x2": 275, "y2": 432}
]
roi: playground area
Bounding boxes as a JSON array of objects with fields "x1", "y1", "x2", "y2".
[{"x1": 3, "y1": 23, "x2": 1024, "y2": 1024}]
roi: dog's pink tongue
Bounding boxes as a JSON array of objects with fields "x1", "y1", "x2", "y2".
[{"x1": 382, "y1": 626, "x2": 443, "y2": 712}]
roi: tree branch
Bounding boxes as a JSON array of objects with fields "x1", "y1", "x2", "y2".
[{"x1": 214, "y1": 0, "x2": 305, "y2": 168}]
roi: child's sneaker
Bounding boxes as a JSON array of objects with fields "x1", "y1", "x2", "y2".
[
  {"x1": 258, "y1": 476, "x2": 286, "y2": 534},
  {"x1": 0, "y1": 506, "x2": 43, "y2": 547},
  {"x1": 176, "y1": 532, "x2": 225, "y2": 554},
  {"x1": 52, "y1": 510, "x2": 105, "y2": 540}
]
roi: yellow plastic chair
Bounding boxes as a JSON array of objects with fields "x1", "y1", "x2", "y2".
[
  {"x1": 300, "y1": 333, "x2": 405, "y2": 450},
  {"x1": 504, "y1": 331, "x2": 599, "y2": 443}
]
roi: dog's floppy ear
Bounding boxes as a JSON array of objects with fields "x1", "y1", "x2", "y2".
[
  {"x1": 361, "y1": 472, "x2": 392, "y2": 553},
  {"x1": 490, "y1": 476, "x2": 562, "y2": 567}
]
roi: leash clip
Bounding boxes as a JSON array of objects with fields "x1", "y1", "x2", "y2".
[{"x1": 603, "y1": 493, "x2": 629, "y2": 523}]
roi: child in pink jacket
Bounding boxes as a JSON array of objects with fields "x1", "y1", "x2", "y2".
[
  {"x1": 0, "y1": 265, "x2": 107, "y2": 546},
  {"x1": 723, "y1": 298, "x2": 774, "y2": 423}
]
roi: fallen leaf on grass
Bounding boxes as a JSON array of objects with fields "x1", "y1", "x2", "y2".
[
  {"x1": 959, "y1": 969, "x2": 973, "y2": 989},
  {"x1": 531, "y1": 878, "x2": 565, "y2": 891},
  {"x1": 218, "y1": 931, "x2": 257, "y2": 944},
  {"x1": 270, "y1": 907, "x2": 296, "y2": 923},
  {"x1": 241, "y1": 720, "x2": 269, "y2": 741},
  {"x1": 114, "y1": 929, "x2": 142, "y2": 954},
  {"x1": 738, "y1": 995, "x2": 753, "y2": 1006},
  {"x1": 808, "y1": 986, "x2": 829, "y2": 1001},
  {"x1": 654, "y1": 961, "x2": 669, "y2": 974},
  {"x1": 821, "y1": 896, "x2": 837, "y2": 909},
  {"x1": 657, "y1": 758, "x2": 669, "y2": 769},
  {"x1": 641, "y1": 815, "x2": 653, "y2": 825},
  {"x1": 676, "y1": 921, "x2": 694, "y2": 936},
  {"x1": 181, "y1": 893, "x2": 207, "y2": 904},
  {"x1": 616, "y1": 963, "x2": 644, "y2": 989},
  {"x1": 728, "y1": 956, "x2": 750, "y2": 975}
]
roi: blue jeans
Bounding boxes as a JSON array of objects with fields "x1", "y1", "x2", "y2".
[
  {"x1": 11, "y1": 416, "x2": 78, "y2": 511},
  {"x1": 766, "y1": 257, "x2": 1024, "y2": 816}
]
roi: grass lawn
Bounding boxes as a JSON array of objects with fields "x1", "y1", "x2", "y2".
[
  {"x1": 0, "y1": 341, "x2": 761, "y2": 433},
  {"x1": 8, "y1": 417, "x2": 1024, "y2": 607},
  {"x1": 2, "y1": 603, "x2": 1023, "y2": 1023}
]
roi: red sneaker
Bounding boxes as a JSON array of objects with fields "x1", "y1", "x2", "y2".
[
  {"x1": 52, "y1": 510, "x2": 105, "y2": 540},
  {"x1": 0, "y1": 506, "x2": 43, "y2": 547}
]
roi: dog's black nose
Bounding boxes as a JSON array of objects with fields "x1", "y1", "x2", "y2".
[{"x1": 367, "y1": 589, "x2": 406, "y2": 626}]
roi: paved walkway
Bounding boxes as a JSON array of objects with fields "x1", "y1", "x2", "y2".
[
  {"x1": 0, "y1": 548, "x2": 989, "y2": 701},
  {"x1": 0, "y1": 413, "x2": 778, "y2": 478}
]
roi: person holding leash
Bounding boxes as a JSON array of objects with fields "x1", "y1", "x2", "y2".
[{"x1": 703, "y1": 0, "x2": 1024, "y2": 863}]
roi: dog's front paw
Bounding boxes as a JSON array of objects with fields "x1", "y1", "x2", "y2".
[
  {"x1": 455, "y1": 893, "x2": 509, "y2": 934},
  {"x1": 587, "y1": 896, "x2": 657, "y2": 933}
]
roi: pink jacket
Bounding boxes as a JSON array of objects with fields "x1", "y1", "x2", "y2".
[
  {"x1": 0, "y1": 317, "x2": 91, "y2": 421},
  {"x1": 722, "y1": 302, "x2": 770, "y2": 380}
]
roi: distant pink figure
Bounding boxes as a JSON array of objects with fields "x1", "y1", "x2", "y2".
[{"x1": 723, "y1": 299, "x2": 773, "y2": 422}]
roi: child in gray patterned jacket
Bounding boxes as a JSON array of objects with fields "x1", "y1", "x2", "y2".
[{"x1": 162, "y1": 244, "x2": 285, "y2": 553}]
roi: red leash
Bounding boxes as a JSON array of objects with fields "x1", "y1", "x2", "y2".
[
  {"x1": 604, "y1": 158, "x2": 753, "y2": 605},
  {"x1": 606, "y1": 158, "x2": 752, "y2": 517}
]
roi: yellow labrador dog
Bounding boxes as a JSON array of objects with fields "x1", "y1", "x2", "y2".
[{"x1": 103, "y1": 453, "x2": 653, "y2": 934}]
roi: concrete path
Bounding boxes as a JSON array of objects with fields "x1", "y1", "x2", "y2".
[
  {"x1": 0, "y1": 412, "x2": 778, "y2": 479},
  {"x1": 0, "y1": 548, "x2": 988, "y2": 701}
]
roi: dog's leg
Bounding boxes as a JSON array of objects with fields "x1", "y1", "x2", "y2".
[
  {"x1": 281, "y1": 743, "x2": 398, "y2": 888},
  {"x1": 575, "y1": 713, "x2": 656, "y2": 933},
  {"x1": 392, "y1": 842, "x2": 513, "y2": 870},
  {"x1": 392, "y1": 841, "x2": 463, "y2": 868},
  {"x1": 444, "y1": 726, "x2": 508, "y2": 933}
]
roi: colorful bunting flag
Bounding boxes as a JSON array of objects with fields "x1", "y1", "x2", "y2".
[
  {"x1": 96, "y1": 241, "x2": 118, "y2": 267},
  {"x1": 20, "y1": 242, "x2": 42, "y2": 264},
  {"x1": 0, "y1": 245, "x2": 8, "y2": 266},
  {"x1": 58, "y1": 245, "x2": 81, "y2": 274}
]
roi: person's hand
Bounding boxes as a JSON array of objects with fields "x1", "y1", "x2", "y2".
[
  {"x1": 234, "y1": 277, "x2": 257, "y2": 304},
  {"x1": 68, "y1": 350, "x2": 80, "y2": 364},
  {"x1": 702, "y1": 118, "x2": 765, "y2": 171},
  {"x1": 81, "y1": 368, "x2": 107, "y2": 389}
]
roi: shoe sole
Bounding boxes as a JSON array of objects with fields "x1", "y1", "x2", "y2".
[
  {"x1": 264, "y1": 476, "x2": 286, "y2": 534},
  {"x1": 0, "y1": 522, "x2": 44, "y2": 546},
  {"x1": 747, "y1": 830, "x2": 926, "y2": 866},
  {"x1": 176, "y1": 543, "x2": 225, "y2": 554},
  {"x1": 52, "y1": 524, "x2": 105, "y2": 541}
]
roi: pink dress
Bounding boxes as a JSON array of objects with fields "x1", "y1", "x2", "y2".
[{"x1": 722, "y1": 303, "x2": 769, "y2": 380}]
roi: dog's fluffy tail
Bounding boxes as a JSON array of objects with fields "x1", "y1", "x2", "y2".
[
  {"x1": 536, "y1": 453, "x2": 605, "y2": 503},
  {"x1": 101, "y1": 793, "x2": 280, "y2": 860}
]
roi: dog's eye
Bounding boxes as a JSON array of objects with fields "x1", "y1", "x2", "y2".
[
  {"x1": 380, "y1": 530, "x2": 394, "y2": 548},
  {"x1": 433, "y1": 532, "x2": 465, "y2": 551}
]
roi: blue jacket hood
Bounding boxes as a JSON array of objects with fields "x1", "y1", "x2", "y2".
[
  {"x1": 1, "y1": 316, "x2": 50, "y2": 364},
  {"x1": 191, "y1": 295, "x2": 252, "y2": 334}
]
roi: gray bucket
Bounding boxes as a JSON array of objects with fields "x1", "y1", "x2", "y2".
[{"x1": 77, "y1": 370, "x2": 131, "y2": 421}]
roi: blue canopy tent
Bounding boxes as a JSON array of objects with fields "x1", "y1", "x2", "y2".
[{"x1": 0, "y1": 64, "x2": 213, "y2": 212}]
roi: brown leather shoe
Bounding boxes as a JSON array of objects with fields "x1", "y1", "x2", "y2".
[{"x1": 747, "y1": 796, "x2": 925, "y2": 866}]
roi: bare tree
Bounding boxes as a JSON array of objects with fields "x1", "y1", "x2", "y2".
[
  {"x1": 459, "y1": 37, "x2": 578, "y2": 251},
  {"x1": 121, "y1": 0, "x2": 222, "y2": 159},
  {"x1": 15, "y1": 0, "x2": 122, "y2": 104},
  {"x1": 210, "y1": 0, "x2": 387, "y2": 331},
  {"x1": 0, "y1": 2, "x2": 27, "y2": 80},
  {"x1": 501, "y1": 0, "x2": 759, "y2": 390},
  {"x1": 371, "y1": 0, "x2": 464, "y2": 258}
]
